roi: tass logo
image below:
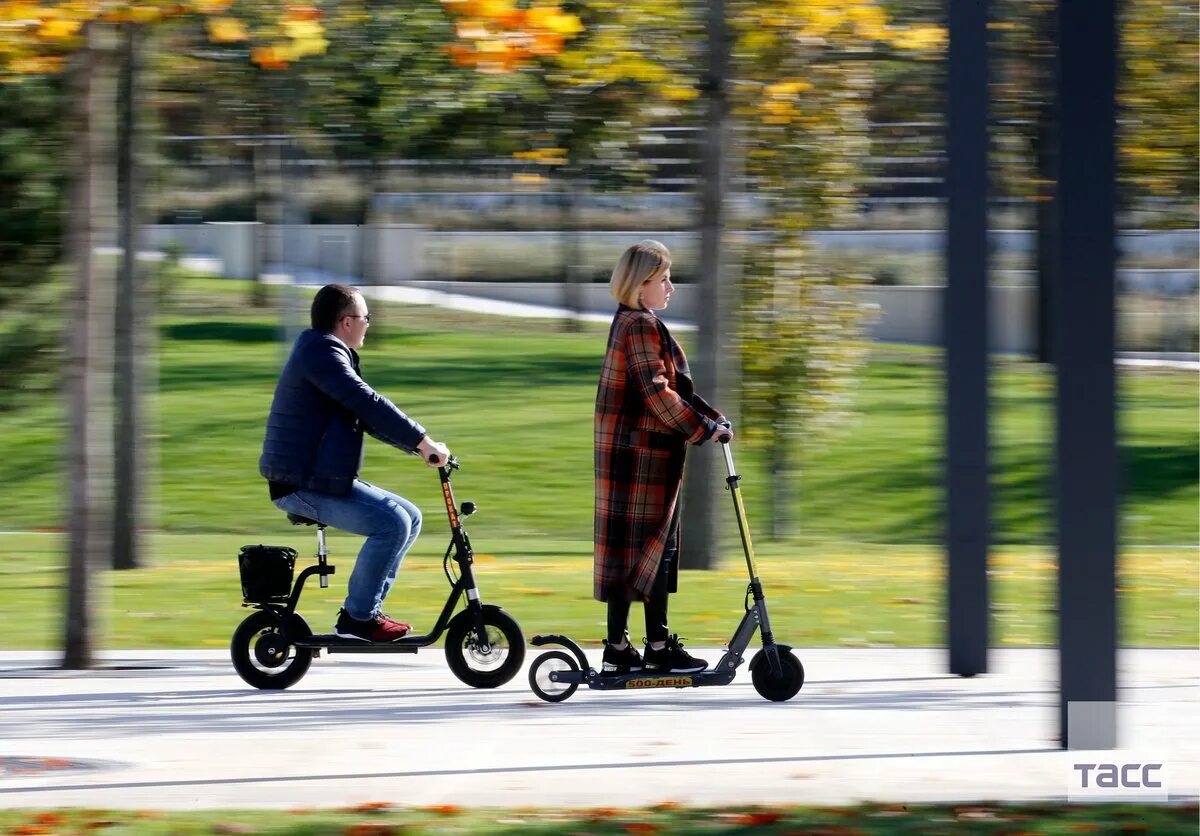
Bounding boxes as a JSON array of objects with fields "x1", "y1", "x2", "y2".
[{"x1": 1068, "y1": 761, "x2": 1168, "y2": 801}]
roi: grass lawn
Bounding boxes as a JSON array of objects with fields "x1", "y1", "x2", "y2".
[
  {"x1": 0, "y1": 277, "x2": 1194, "y2": 651},
  {"x1": 1, "y1": 802, "x2": 1197, "y2": 834},
  {"x1": 0, "y1": 277, "x2": 1194, "y2": 546},
  {"x1": 2, "y1": 533, "x2": 1194, "y2": 650}
]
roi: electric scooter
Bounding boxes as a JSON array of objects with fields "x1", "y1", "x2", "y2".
[
  {"x1": 527, "y1": 440, "x2": 804, "y2": 703},
  {"x1": 231, "y1": 456, "x2": 525, "y2": 690}
]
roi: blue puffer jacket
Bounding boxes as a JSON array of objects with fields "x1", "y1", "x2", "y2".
[{"x1": 259, "y1": 329, "x2": 427, "y2": 495}]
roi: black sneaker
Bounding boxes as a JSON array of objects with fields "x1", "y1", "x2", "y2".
[
  {"x1": 643, "y1": 635, "x2": 707, "y2": 673},
  {"x1": 334, "y1": 608, "x2": 409, "y2": 642},
  {"x1": 601, "y1": 638, "x2": 644, "y2": 675}
]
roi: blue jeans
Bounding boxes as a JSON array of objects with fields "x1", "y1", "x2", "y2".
[{"x1": 273, "y1": 480, "x2": 422, "y2": 622}]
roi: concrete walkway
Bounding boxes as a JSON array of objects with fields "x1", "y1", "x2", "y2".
[{"x1": 0, "y1": 648, "x2": 1196, "y2": 809}]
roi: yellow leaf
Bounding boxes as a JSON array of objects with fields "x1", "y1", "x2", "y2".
[
  {"x1": 281, "y1": 18, "x2": 322, "y2": 40},
  {"x1": 251, "y1": 45, "x2": 288, "y2": 69},
  {"x1": 129, "y1": 6, "x2": 163, "y2": 24},
  {"x1": 290, "y1": 35, "x2": 327, "y2": 57},
  {"x1": 37, "y1": 18, "x2": 81, "y2": 39},
  {"x1": 206, "y1": 16, "x2": 246, "y2": 43},
  {"x1": 526, "y1": 5, "x2": 582, "y2": 36},
  {"x1": 9, "y1": 54, "x2": 65, "y2": 73},
  {"x1": 192, "y1": 0, "x2": 233, "y2": 14}
]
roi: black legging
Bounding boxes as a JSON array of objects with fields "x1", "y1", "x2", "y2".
[{"x1": 606, "y1": 527, "x2": 675, "y2": 645}]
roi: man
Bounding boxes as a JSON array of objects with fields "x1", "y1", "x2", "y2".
[{"x1": 260, "y1": 284, "x2": 450, "y2": 642}]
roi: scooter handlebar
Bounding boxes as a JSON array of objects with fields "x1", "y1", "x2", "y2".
[{"x1": 714, "y1": 420, "x2": 733, "y2": 444}]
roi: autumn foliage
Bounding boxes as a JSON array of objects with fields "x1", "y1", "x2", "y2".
[
  {"x1": 0, "y1": 0, "x2": 329, "y2": 74},
  {"x1": 440, "y1": 0, "x2": 581, "y2": 72}
]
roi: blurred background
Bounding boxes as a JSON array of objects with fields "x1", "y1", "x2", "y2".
[{"x1": 0, "y1": 1, "x2": 1195, "y2": 656}]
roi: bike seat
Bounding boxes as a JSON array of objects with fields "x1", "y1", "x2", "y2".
[{"x1": 287, "y1": 512, "x2": 324, "y2": 527}]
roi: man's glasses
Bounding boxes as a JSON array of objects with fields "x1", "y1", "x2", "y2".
[{"x1": 347, "y1": 314, "x2": 370, "y2": 323}]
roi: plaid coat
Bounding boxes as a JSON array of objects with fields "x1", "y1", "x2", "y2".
[{"x1": 594, "y1": 305, "x2": 724, "y2": 601}]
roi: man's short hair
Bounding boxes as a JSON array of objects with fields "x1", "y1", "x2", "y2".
[{"x1": 311, "y1": 284, "x2": 360, "y2": 332}]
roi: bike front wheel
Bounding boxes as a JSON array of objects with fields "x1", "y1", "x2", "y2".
[{"x1": 444, "y1": 606, "x2": 525, "y2": 688}]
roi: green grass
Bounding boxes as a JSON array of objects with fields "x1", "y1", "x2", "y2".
[
  {"x1": 0, "y1": 277, "x2": 1195, "y2": 546},
  {"x1": 1, "y1": 802, "x2": 1197, "y2": 834},
  {"x1": 0, "y1": 276, "x2": 1194, "y2": 651},
  {"x1": 2, "y1": 533, "x2": 1194, "y2": 650}
]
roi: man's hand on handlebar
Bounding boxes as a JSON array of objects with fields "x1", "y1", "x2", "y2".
[{"x1": 417, "y1": 436, "x2": 451, "y2": 467}]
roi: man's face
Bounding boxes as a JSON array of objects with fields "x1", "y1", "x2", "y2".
[{"x1": 340, "y1": 295, "x2": 370, "y2": 349}]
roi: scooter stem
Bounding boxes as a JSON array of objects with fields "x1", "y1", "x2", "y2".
[
  {"x1": 721, "y1": 440, "x2": 736, "y2": 477},
  {"x1": 722, "y1": 441, "x2": 760, "y2": 582}
]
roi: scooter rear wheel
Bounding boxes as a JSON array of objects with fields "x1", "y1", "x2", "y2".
[
  {"x1": 444, "y1": 607, "x2": 525, "y2": 688},
  {"x1": 231, "y1": 610, "x2": 313, "y2": 690},
  {"x1": 528, "y1": 650, "x2": 581, "y2": 703},
  {"x1": 749, "y1": 645, "x2": 804, "y2": 702}
]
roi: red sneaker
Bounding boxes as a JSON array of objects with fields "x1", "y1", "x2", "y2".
[
  {"x1": 378, "y1": 613, "x2": 413, "y2": 633},
  {"x1": 334, "y1": 609, "x2": 410, "y2": 642}
]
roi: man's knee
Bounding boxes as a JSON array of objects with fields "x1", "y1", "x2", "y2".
[{"x1": 366, "y1": 501, "x2": 404, "y2": 540}]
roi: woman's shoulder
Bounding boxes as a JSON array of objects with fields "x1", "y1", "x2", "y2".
[{"x1": 613, "y1": 306, "x2": 657, "y2": 329}]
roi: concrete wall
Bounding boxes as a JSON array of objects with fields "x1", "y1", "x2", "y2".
[
  {"x1": 142, "y1": 223, "x2": 1194, "y2": 353},
  {"x1": 145, "y1": 222, "x2": 422, "y2": 282},
  {"x1": 403, "y1": 281, "x2": 1041, "y2": 353}
]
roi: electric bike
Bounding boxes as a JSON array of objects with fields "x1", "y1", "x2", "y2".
[{"x1": 231, "y1": 456, "x2": 524, "y2": 690}]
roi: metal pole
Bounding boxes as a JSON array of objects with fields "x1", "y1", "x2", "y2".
[
  {"x1": 1054, "y1": 0, "x2": 1118, "y2": 750},
  {"x1": 945, "y1": 0, "x2": 991, "y2": 676}
]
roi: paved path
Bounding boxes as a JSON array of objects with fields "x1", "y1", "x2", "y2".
[{"x1": 1, "y1": 648, "x2": 1196, "y2": 810}]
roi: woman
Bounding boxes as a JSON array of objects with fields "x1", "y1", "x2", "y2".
[{"x1": 594, "y1": 240, "x2": 733, "y2": 675}]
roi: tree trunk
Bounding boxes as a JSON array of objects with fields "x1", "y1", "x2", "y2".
[
  {"x1": 559, "y1": 179, "x2": 584, "y2": 330},
  {"x1": 251, "y1": 139, "x2": 280, "y2": 306},
  {"x1": 680, "y1": 0, "x2": 730, "y2": 570},
  {"x1": 64, "y1": 23, "x2": 116, "y2": 669},
  {"x1": 1033, "y1": 4, "x2": 1057, "y2": 364},
  {"x1": 767, "y1": 389, "x2": 794, "y2": 540},
  {"x1": 113, "y1": 21, "x2": 143, "y2": 570}
]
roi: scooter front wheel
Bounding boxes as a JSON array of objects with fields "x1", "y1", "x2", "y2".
[
  {"x1": 444, "y1": 606, "x2": 525, "y2": 688},
  {"x1": 528, "y1": 650, "x2": 581, "y2": 703},
  {"x1": 749, "y1": 645, "x2": 804, "y2": 702},
  {"x1": 231, "y1": 610, "x2": 313, "y2": 690}
]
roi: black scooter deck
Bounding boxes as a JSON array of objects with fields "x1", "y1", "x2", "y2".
[
  {"x1": 571, "y1": 668, "x2": 737, "y2": 690},
  {"x1": 293, "y1": 634, "x2": 422, "y2": 653}
]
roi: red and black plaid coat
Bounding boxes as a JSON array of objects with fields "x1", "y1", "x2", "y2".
[{"x1": 594, "y1": 305, "x2": 724, "y2": 602}]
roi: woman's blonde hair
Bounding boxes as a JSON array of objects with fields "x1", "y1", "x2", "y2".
[{"x1": 609, "y1": 239, "x2": 672, "y2": 308}]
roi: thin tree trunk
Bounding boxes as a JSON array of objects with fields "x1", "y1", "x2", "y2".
[
  {"x1": 680, "y1": 0, "x2": 730, "y2": 570},
  {"x1": 113, "y1": 21, "x2": 143, "y2": 570},
  {"x1": 251, "y1": 138, "x2": 280, "y2": 306},
  {"x1": 1034, "y1": 4, "x2": 1057, "y2": 364},
  {"x1": 64, "y1": 23, "x2": 115, "y2": 669},
  {"x1": 559, "y1": 178, "x2": 584, "y2": 330},
  {"x1": 768, "y1": 389, "x2": 794, "y2": 540}
]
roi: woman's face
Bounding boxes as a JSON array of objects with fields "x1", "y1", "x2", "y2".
[{"x1": 640, "y1": 270, "x2": 673, "y2": 310}]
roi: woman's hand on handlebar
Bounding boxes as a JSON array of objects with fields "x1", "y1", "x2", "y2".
[
  {"x1": 712, "y1": 419, "x2": 734, "y2": 444},
  {"x1": 417, "y1": 436, "x2": 451, "y2": 467}
]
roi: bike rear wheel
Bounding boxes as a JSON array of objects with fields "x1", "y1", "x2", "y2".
[{"x1": 231, "y1": 610, "x2": 313, "y2": 690}]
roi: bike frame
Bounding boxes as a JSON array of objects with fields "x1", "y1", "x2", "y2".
[
  {"x1": 249, "y1": 458, "x2": 492, "y2": 654},
  {"x1": 532, "y1": 441, "x2": 784, "y2": 690}
]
